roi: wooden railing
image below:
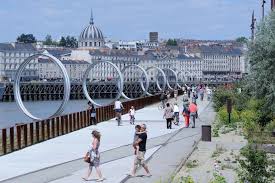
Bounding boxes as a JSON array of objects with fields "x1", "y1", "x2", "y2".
[{"x1": 0, "y1": 94, "x2": 165, "y2": 156}]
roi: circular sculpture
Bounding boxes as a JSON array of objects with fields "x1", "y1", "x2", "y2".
[
  {"x1": 82, "y1": 61, "x2": 124, "y2": 107},
  {"x1": 14, "y1": 53, "x2": 71, "y2": 120},
  {"x1": 121, "y1": 65, "x2": 149, "y2": 100},
  {"x1": 177, "y1": 70, "x2": 192, "y2": 88},
  {"x1": 146, "y1": 66, "x2": 167, "y2": 96},
  {"x1": 162, "y1": 68, "x2": 178, "y2": 90}
]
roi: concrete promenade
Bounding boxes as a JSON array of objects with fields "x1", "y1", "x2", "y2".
[{"x1": 0, "y1": 96, "x2": 214, "y2": 183}]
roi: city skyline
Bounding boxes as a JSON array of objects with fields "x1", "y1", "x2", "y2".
[{"x1": 0, "y1": 0, "x2": 272, "y2": 42}]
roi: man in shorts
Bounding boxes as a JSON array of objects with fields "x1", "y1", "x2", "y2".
[
  {"x1": 131, "y1": 124, "x2": 152, "y2": 177},
  {"x1": 114, "y1": 99, "x2": 124, "y2": 126}
]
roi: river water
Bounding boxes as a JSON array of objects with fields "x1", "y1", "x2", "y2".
[{"x1": 0, "y1": 99, "x2": 117, "y2": 129}]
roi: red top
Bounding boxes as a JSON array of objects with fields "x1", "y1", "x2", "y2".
[{"x1": 189, "y1": 103, "x2": 197, "y2": 113}]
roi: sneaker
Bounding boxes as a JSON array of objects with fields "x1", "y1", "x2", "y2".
[
  {"x1": 96, "y1": 178, "x2": 105, "y2": 182},
  {"x1": 145, "y1": 174, "x2": 152, "y2": 177}
]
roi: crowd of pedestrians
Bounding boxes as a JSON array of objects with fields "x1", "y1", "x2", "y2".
[{"x1": 82, "y1": 84, "x2": 212, "y2": 181}]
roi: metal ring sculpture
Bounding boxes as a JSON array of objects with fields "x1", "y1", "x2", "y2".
[
  {"x1": 121, "y1": 64, "x2": 149, "y2": 100},
  {"x1": 177, "y1": 70, "x2": 192, "y2": 88},
  {"x1": 162, "y1": 68, "x2": 178, "y2": 90},
  {"x1": 82, "y1": 61, "x2": 124, "y2": 107},
  {"x1": 146, "y1": 66, "x2": 167, "y2": 96},
  {"x1": 14, "y1": 53, "x2": 71, "y2": 120}
]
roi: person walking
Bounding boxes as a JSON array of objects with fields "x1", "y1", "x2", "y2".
[
  {"x1": 88, "y1": 101, "x2": 97, "y2": 125},
  {"x1": 199, "y1": 87, "x2": 204, "y2": 101},
  {"x1": 114, "y1": 99, "x2": 124, "y2": 126},
  {"x1": 163, "y1": 103, "x2": 174, "y2": 129},
  {"x1": 173, "y1": 103, "x2": 180, "y2": 125},
  {"x1": 174, "y1": 89, "x2": 178, "y2": 101},
  {"x1": 131, "y1": 124, "x2": 151, "y2": 177},
  {"x1": 160, "y1": 91, "x2": 166, "y2": 108},
  {"x1": 182, "y1": 99, "x2": 190, "y2": 128},
  {"x1": 189, "y1": 102, "x2": 198, "y2": 128},
  {"x1": 83, "y1": 130, "x2": 104, "y2": 182},
  {"x1": 129, "y1": 106, "x2": 136, "y2": 125}
]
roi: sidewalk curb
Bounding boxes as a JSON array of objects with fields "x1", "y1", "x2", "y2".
[{"x1": 171, "y1": 138, "x2": 201, "y2": 182}]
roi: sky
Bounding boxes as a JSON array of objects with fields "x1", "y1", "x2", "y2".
[{"x1": 0, "y1": 0, "x2": 272, "y2": 42}]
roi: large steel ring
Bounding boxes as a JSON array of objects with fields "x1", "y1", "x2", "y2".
[
  {"x1": 121, "y1": 64, "x2": 149, "y2": 100},
  {"x1": 14, "y1": 53, "x2": 71, "y2": 120},
  {"x1": 162, "y1": 68, "x2": 178, "y2": 90},
  {"x1": 82, "y1": 61, "x2": 124, "y2": 107},
  {"x1": 177, "y1": 70, "x2": 192, "y2": 88},
  {"x1": 146, "y1": 66, "x2": 167, "y2": 96}
]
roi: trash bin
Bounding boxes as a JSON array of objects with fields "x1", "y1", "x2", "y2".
[{"x1": 202, "y1": 125, "x2": 211, "y2": 141}]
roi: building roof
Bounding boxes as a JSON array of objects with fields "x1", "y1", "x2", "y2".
[
  {"x1": 0, "y1": 43, "x2": 37, "y2": 51},
  {"x1": 79, "y1": 10, "x2": 104, "y2": 42},
  {"x1": 198, "y1": 45, "x2": 242, "y2": 55},
  {"x1": 44, "y1": 49, "x2": 72, "y2": 58},
  {"x1": 38, "y1": 58, "x2": 89, "y2": 65}
]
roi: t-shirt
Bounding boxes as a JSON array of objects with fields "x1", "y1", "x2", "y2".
[
  {"x1": 138, "y1": 133, "x2": 147, "y2": 152},
  {"x1": 114, "y1": 101, "x2": 122, "y2": 109},
  {"x1": 173, "y1": 105, "x2": 179, "y2": 113},
  {"x1": 130, "y1": 109, "x2": 135, "y2": 116}
]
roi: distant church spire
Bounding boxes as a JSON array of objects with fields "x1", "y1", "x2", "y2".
[{"x1": 90, "y1": 9, "x2": 94, "y2": 24}]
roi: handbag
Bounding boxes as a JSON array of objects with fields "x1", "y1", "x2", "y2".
[{"x1": 84, "y1": 153, "x2": 90, "y2": 163}]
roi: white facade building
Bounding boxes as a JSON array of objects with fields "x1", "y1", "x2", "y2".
[{"x1": 0, "y1": 43, "x2": 38, "y2": 81}]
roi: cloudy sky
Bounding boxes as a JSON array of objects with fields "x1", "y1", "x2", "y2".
[{"x1": 0, "y1": 0, "x2": 271, "y2": 42}]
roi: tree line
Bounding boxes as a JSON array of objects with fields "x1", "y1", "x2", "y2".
[{"x1": 16, "y1": 34, "x2": 78, "y2": 48}]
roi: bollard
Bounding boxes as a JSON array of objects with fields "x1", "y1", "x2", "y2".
[{"x1": 202, "y1": 125, "x2": 211, "y2": 142}]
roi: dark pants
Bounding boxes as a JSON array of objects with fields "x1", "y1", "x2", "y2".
[
  {"x1": 190, "y1": 114, "x2": 196, "y2": 128},
  {"x1": 90, "y1": 117, "x2": 97, "y2": 125},
  {"x1": 166, "y1": 118, "x2": 173, "y2": 129}
]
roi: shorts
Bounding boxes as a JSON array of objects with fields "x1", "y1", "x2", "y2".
[
  {"x1": 134, "y1": 151, "x2": 146, "y2": 167},
  {"x1": 115, "y1": 109, "x2": 122, "y2": 113}
]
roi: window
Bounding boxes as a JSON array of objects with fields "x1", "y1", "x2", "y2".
[{"x1": 85, "y1": 42, "x2": 87, "y2": 46}]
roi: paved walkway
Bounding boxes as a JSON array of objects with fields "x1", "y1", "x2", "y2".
[
  {"x1": 0, "y1": 97, "x2": 214, "y2": 183},
  {"x1": 123, "y1": 101, "x2": 214, "y2": 183}
]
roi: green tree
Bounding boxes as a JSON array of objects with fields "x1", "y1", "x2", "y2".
[
  {"x1": 44, "y1": 35, "x2": 53, "y2": 45},
  {"x1": 166, "y1": 39, "x2": 178, "y2": 46},
  {"x1": 59, "y1": 36, "x2": 66, "y2": 47},
  {"x1": 16, "y1": 34, "x2": 37, "y2": 43},
  {"x1": 246, "y1": 10, "x2": 275, "y2": 124},
  {"x1": 236, "y1": 36, "x2": 248, "y2": 44},
  {"x1": 59, "y1": 36, "x2": 78, "y2": 48}
]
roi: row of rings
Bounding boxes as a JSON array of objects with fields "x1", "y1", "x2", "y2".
[{"x1": 14, "y1": 53, "x2": 191, "y2": 120}]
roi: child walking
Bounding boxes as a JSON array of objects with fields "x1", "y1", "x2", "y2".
[{"x1": 129, "y1": 106, "x2": 136, "y2": 125}]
